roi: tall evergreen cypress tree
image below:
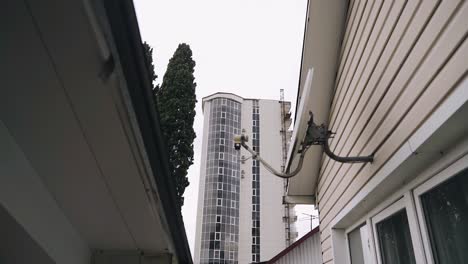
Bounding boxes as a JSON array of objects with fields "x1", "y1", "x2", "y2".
[
  {"x1": 156, "y1": 43, "x2": 197, "y2": 208},
  {"x1": 142, "y1": 42, "x2": 158, "y2": 90}
]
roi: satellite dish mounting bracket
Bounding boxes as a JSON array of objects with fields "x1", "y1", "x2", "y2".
[{"x1": 303, "y1": 113, "x2": 374, "y2": 163}]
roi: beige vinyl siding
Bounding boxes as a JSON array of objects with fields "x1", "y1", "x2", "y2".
[{"x1": 316, "y1": 0, "x2": 468, "y2": 263}]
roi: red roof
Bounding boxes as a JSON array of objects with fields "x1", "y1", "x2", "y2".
[{"x1": 267, "y1": 227, "x2": 320, "y2": 263}]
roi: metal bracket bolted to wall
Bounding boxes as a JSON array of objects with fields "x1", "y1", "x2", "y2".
[
  {"x1": 303, "y1": 113, "x2": 374, "y2": 163},
  {"x1": 232, "y1": 113, "x2": 373, "y2": 180}
]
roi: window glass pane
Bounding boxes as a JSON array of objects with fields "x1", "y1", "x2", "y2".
[
  {"x1": 421, "y1": 169, "x2": 468, "y2": 264},
  {"x1": 376, "y1": 209, "x2": 416, "y2": 264}
]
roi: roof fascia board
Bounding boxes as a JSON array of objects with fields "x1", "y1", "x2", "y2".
[{"x1": 95, "y1": 0, "x2": 193, "y2": 262}]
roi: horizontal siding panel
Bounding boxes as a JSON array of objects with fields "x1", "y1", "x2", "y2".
[
  {"x1": 315, "y1": 1, "x2": 468, "y2": 263},
  {"x1": 330, "y1": 0, "x2": 391, "y2": 130},
  {"x1": 330, "y1": 0, "x2": 380, "y2": 129},
  {"x1": 320, "y1": 227, "x2": 331, "y2": 245},
  {"x1": 327, "y1": 0, "x2": 386, "y2": 132},
  {"x1": 322, "y1": 34, "x2": 467, "y2": 234},
  {"x1": 319, "y1": 0, "x2": 424, "y2": 202},
  {"x1": 319, "y1": 0, "x2": 407, "y2": 192},
  {"x1": 322, "y1": 247, "x2": 333, "y2": 263},
  {"x1": 337, "y1": 0, "x2": 359, "y2": 65},
  {"x1": 334, "y1": 0, "x2": 368, "y2": 100},
  {"x1": 321, "y1": 234, "x2": 331, "y2": 250},
  {"x1": 322, "y1": 0, "x2": 468, "y2": 223},
  {"x1": 319, "y1": 0, "x2": 439, "y2": 193},
  {"x1": 320, "y1": 0, "x2": 467, "y2": 222}
]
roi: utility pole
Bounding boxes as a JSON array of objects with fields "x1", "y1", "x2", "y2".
[{"x1": 302, "y1": 213, "x2": 318, "y2": 231}]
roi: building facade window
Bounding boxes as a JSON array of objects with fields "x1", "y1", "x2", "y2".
[
  {"x1": 418, "y1": 168, "x2": 468, "y2": 264},
  {"x1": 251, "y1": 100, "x2": 261, "y2": 260},
  {"x1": 200, "y1": 98, "x2": 241, "y2": 264},
  {"x1": 376, "y1": 210, "x2": 416, "y2": 264}
]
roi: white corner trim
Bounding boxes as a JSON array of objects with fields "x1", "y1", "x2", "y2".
[
  {"x1": 331, "y1": 141, "x2": 413, "y2": 228},
  {"x1": 409, "y1": 76, "x2": 468, "y2": 149}
]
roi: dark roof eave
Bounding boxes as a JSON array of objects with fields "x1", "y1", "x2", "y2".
[{"x1": 100, "y1": 0, "x2": 192, "y2": 262}]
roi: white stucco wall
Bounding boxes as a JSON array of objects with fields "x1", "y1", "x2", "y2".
[
  {"x1": 239, "y1": 99, "x2": 287, "y2": 262},
  {"x1": 258, "y1": 100, "x2": 288, "y2": 260},
  {"x1": 238, "y1": 99, "x2": 253, "y2": 264}
]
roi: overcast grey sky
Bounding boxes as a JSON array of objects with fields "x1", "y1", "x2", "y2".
[{"x1": 134, "y1": 0, "x2": 318, "y2": 253}]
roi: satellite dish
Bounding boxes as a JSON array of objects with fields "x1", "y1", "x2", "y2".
[{"x1": 286, "y1": 68, "x2": 314, "y2": 169}]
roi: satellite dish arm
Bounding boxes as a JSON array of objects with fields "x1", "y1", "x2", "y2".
[
  {"x1": 239, "y1": 141, "x2": 310, "y2": 179},
  {"x1": 323, "y1": 141, "x2": 373, "y2": 163},
  {"x1": 233, "y1": 113, "x2": 373, "y2": 180}
]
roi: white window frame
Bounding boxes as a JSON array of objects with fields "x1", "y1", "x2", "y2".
[
  {"x1": 370, "y1": 194, "x2": 426, "y2": 264},
  {"x1": 412, "y1": 157, "x2": 468, "y2": 264},
  {"x1": 216, "y1": 215, "x2": 221, "y2": 223},
  {"x1": 231, "y1": 216, "x2": 235, "y2": 225},
  {"x1": 219, "y1": 138, "x2": 225, "y2": 145},
  {"x1": 219, "y1": 152, "x2": 224, "y2": 160},
  {"x1": 218, "y1": 167, "x2": 223, "y2": 175},
  {"x1": 253, "y1": 189, "x2": 257, "y2": 196},
  {"x1": 221, "y1": 112, "x2": 226, "y2": 118},
  {"x1": 335, "y1": 137, "x2": 468, "y2": 264},
  {"x1": 345, "y1": 223, "x2": 373, "y2": 264},
  {"x1": 253, "y1": 204, "x2": 258, "y2": 212},
  {"x1": 215, "y1": 232, "x2": 221, "y2": 240},
  {"x1": 217, "y1": 198, "x2": 222, "y2": 206}
]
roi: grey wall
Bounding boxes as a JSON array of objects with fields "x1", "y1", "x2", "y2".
[
  {"x1": 0, "y1": 205, "x2": 55, "y2": 264},
  {"x1": 0, "y1": 121, "x2": 90, "y2": 264}
]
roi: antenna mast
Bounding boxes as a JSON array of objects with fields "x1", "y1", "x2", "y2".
[{"x1": 280, "y1": 89, "x2": 294, "y2": 246}]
